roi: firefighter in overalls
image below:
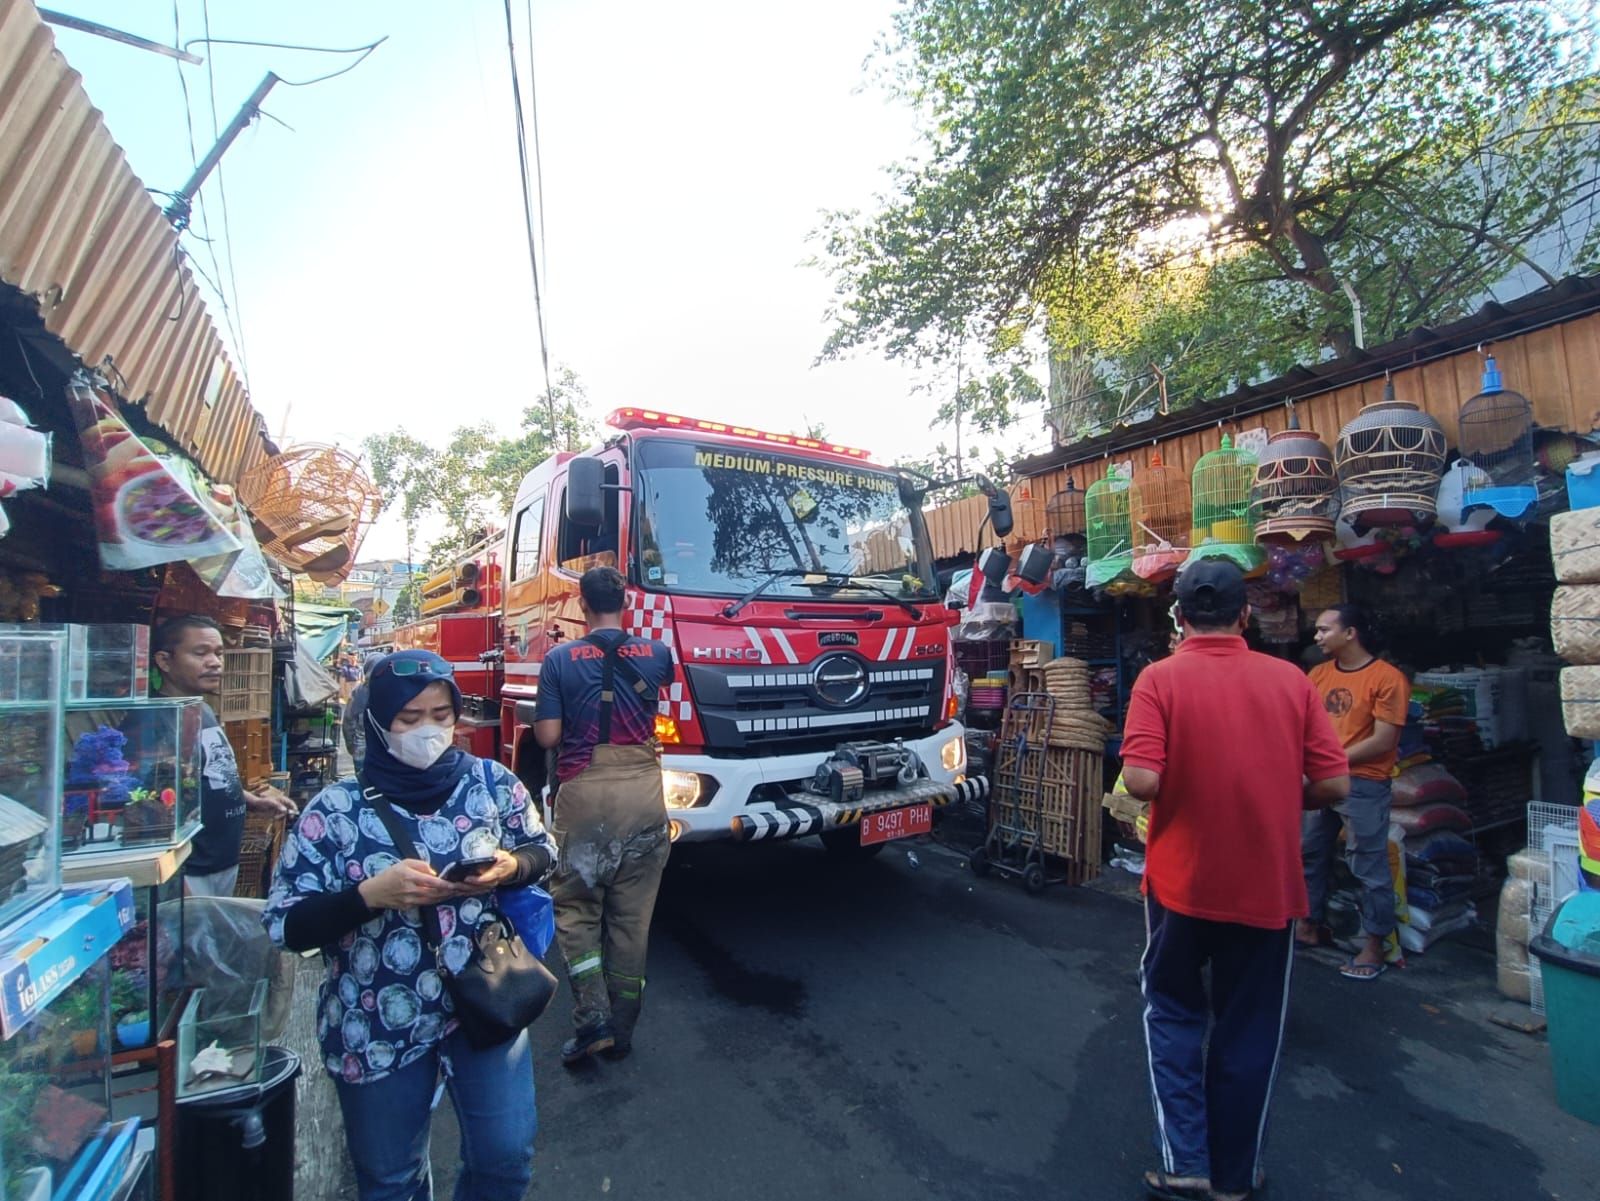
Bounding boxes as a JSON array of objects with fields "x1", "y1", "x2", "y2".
[{"x1": 534, "y1": 566, "x2": 675, "y2": 1065}]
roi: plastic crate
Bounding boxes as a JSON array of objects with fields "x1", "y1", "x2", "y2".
[{"x1": 1527, "y1": 801, "x2": 1582, "y2": 1015}]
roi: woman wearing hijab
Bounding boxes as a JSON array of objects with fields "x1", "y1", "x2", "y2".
[{"x1": 264, "y1": 649, "x2": 556, "y2": 1201}]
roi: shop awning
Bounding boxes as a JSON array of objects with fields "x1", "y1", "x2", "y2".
[{"x1": 293, "y1": 600, "x2": 359, "y2": 663}]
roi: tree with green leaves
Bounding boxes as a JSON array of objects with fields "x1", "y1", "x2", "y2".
[
  {"x1": 822, "y1": 0, "x2": 1598, "y2": 435},
  {"x1": 364, "y1": 367, "x2": 595, "y2": 567}
]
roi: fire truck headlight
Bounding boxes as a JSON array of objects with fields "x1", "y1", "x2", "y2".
[
  {"x1": 940, "y1": 736, "x2": 966, "y2": 774},
  {"x1": 662, "y1": 770, "x2": 704, "y2": 809}
]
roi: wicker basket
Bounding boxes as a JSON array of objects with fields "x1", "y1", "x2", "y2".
[
  {"x1": 1559, "y1": 666, "x2": 1600, "y2": 738},
  {"x1": 1551, "y1": 509, "x2": 1600, "y2": 584},
  {"x1": 1551, "y1": 586, "x2": 1600, "y2": 664}
]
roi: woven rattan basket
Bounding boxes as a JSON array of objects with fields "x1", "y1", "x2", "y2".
[
  {"x1": 1559, "y1": 666, "x2": 1600, "y2": 738},
  {"x1": 1551, "y1": 586, "x2": 1600, "y2": 664},
  {"x1": 1551, "y1": 509, "x2": 1600, "y2": 584}
]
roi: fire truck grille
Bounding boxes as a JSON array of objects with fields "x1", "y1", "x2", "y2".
[{"x1": 684, "y1": 661, "x2": 944, "y2": 755}]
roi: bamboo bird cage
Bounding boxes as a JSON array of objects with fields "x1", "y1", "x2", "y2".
[
  {"x1": 237, "y1": 445, "x2": 381, "y2": 584},
  {"x1": 1084, "y1": 466, "x2": 1134, "y2": 589},
  {"x1": 1190, "y1": 434, "x2": 1264, "y2": 573},
  {"x1": 1251, "y1": 408, "x2": 1339, "y2": 545},
  {"x1": 1129, "y1": 453, "x2": 1190, "y2": 582},
  {"x1": 1334, "y1": 381, "x2": 1447, "y2": 532}
]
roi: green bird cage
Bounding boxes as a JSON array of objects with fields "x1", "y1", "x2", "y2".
[
  {"x1": 1190, "y1": 434, "x2": 1265, "y2": 573},
  {"x1": 1085, "y1": 465, "x2": 1134, "y2": 588}
]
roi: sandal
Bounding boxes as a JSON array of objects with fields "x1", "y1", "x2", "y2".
[
  {"x1": 1143, "y1": 1170, "x2": 1211, "y2": 1200},
  {"x1": 1339, "y1": 958, "x2": 1387, "y2": 981}
]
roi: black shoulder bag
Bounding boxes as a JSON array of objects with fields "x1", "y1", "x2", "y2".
[{"x1": 361, "y1": 775, "x2": 559, "y2": 1050}]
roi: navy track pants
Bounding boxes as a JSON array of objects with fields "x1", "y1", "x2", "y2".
[{"x1": 1139, "y1": 890, "x2": 1293, "y2": 1195}]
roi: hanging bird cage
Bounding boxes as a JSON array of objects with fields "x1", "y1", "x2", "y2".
[
  {"x1": 1190, "y1": 434, "x2": 1264, "y2": 572},
  {"x1": 1045, "y1": 478, "x2": 1086, "y2": 540},
  {"x1": 1251, "y1": 410, "x2": 1339, "y2": 545},
  {"x1": 1129, "y1": 453, "x2": 1190, "y2": 581},
  {"x1": 237, "y1": 444, "x2": 382, "y2": 584},
  {"x1": 1084, "y1": 466, "x2": 1134, "y2": 588},
  {"x1": 1334, "y1": 382, "x2": 1447, "y2": 531},
  {"x1": 1457, "y1": 353, "x2": 1537, "y2": 519}
]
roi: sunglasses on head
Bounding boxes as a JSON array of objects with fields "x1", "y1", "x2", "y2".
[{"x1": 378, "y1": 655, "x2": 454, "y2": 680}]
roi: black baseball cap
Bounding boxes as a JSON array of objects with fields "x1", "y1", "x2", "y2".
[{"x1": 1174, "y1": 558, "x2": 1248, "y2": 623}]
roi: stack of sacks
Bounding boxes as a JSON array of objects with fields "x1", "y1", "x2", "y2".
[
  {"x1": 1552, "y1": 508, "x2": 1600, "y2": 738},
  {"x1": 1399, "y1": 828, "x2": 1479, "y2": 955},
  {"x1": 1497, "y1": 850, "x2": 1542, "y2": 1002},
  {"x1": 1042, "y1": 657, "x2": 1112, "y2": 751}
]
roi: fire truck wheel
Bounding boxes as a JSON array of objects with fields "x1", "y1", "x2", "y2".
[{"x1": 819, "y1": 827, "x2": 885, "y2": 860}]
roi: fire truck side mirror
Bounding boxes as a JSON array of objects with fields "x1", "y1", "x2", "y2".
[{"x1": 566, "y1": 458, "x2": 605, "y2": 529}]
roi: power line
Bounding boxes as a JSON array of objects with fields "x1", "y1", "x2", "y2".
[
  {"x1": 200, "y1": 0, "x2": 251, "y2": 394},
  {"x1": 501, "y1": 0, "x2": 557, "y2": 444},
  {"x1": 170, "y1": 0, "x2": 248, "y2": 391},
  {"x1": 524, "y1": 0, "x2": 547, "y2": 272}
]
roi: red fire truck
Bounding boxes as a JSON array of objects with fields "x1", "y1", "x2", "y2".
[{"x1": 389, "y1": 408, "x2": 998, "y2": 854}]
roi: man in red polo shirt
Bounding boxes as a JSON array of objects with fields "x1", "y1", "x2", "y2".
[{"x1": 1121, "y1": 560, "x2": 1349, "y2": 1201}]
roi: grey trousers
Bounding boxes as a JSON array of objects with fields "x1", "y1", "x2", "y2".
[{"x1": 1303, "y1": 777, "x2": 1396, "y2": 937}]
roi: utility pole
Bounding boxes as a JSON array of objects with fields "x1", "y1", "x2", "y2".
[{"x1": 164, "y1": 73, "x2": 280, "y2": 229}]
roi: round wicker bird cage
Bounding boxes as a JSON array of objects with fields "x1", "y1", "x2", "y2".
[
  {"x1": 1084, "y1": 466, "x2": 1134, "y2": 588},
  {"x1": 237, "y1": 445, "x2": 381, "y2": 583},
  {"x1": 1458, "y1": 354, "x2": 1537, "y2": 520},
  {"x1": 1334, "y1": 383, "x2": 1447, "y2": 531},
  {"x1": 1129, "y1": 454, "x2": 1190, "y2": 581},
  {"x1": 1251, "y1": 411, "x2": 1338, "y2": 545},
  {"x1": 1045, "y1": 478, "x2": 1086, "y2": 539},
  {"x1": 1190, "y1": 434, "x2": 1264, "y2": 572}
]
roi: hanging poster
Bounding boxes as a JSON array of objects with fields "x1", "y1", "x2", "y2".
[{"x1": 66, "y1": 375, "x2": 241, "y2": 571}]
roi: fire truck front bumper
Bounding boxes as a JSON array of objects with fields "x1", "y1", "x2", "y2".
[{"x1": 659, "y1": 725, "x2": 990, "y2": 844}]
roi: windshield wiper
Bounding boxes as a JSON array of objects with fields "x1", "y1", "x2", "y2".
[
  {"x1": 722, "y1": 570, "x2": 924, "y2": 620},
  {"x1": 823, "y1": 575, "x2": 924, "y2": 620},
  {"x1": 722, "y1": 569, "x2": 815, "y2": 618}
]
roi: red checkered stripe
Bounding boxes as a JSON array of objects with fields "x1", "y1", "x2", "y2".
[{"x1": 624, "y1": 591, "x2": 693, "y2": 722}]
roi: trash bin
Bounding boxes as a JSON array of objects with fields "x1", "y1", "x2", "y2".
[
  {"x1": 1529, "y1": 892, "x2": 1600, "y2": 1125},
  {"x1": 176, "y1": 1046, "x2": 302, "y2": 1201}
]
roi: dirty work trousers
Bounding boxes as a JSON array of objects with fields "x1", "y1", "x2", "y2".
[
  {"x1": 1302, "y1": 777, "x2": 1396, "y2": 937},
  {"x1": 1140, "y1": 889, "x2": 1293, "y2": 1196},
  {"x1": 550, "y1": 743, "x2": 671, "y2": 1040}
]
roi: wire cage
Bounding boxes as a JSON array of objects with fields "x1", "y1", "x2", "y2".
[
  {"x1": 1251, "y1": 409, "x2": 1339, "y2": 545},
  {"x1": 1045, "y1": 478, "x2": 1087, "y2": 539},
  {"x1": 1458, "y1": 353, "x2": 1537, "y2": 519},
  {"x1": 1084, "y1": 466, "x2": 1134, "y2": 588},
  {"x1": 237, "y1": 445, "x2": 382, "y2": 584},
  {"x1": 1190, "y1": 434, "x2": 1264, "y2": 572},
  {"x1": 1334, "y1": 382, "x2": 1447, "y2": 531},
  {"x1": 1129, "y1": 453, "x2": 1190, "y2": 581}
]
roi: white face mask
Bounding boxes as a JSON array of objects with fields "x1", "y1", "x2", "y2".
[{"x1": 385, "y1": 723, "x2": 454, "y2": 770}]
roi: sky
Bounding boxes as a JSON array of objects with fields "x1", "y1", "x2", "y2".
[{"x1": 46, "y1": 0, "x2": 1028, "y2": 560}]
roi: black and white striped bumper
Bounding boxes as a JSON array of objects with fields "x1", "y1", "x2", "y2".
[{"x1": 730, "y1": 776, "x2": 989, "y2": 843}]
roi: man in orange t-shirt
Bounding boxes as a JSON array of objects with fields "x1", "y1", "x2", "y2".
[{"x1": 1301, "y1": 605, "x2": 1410, "y2": 980}]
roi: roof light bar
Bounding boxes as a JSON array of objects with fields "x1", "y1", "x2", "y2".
[{"x1": 606, "y1": 408, "x2": 875, "y2": 461}]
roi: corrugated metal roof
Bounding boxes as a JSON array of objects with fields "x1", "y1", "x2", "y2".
[
  {"x1": 924, "y1": 280, "x2": 1600, "y2": 560},
  {"x1": 0, "y1": 0, "x2": 272, "y2": 486},
  {"x1": 1015, "y1": 274, "x2": 1600, "y2": 478}
]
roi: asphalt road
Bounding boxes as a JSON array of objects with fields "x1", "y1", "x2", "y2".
[{"x1": 310, "y1": 832, "x2": 1599, "y2": 1200}]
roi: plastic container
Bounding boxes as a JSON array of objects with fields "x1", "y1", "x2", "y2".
[
  {"x1": 175, "y1": 1046, "x2": 300, "y2": 1201},
  {"x1": 1529, "y1": 892, "x2": 1600, "y2": 1125},
  {"x1": 1567, "y1": 455, "x2": 1600, "y2": 511}
]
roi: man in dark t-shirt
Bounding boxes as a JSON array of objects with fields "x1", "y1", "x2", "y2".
[
  {"x1": 153, "y1": 615, "x2": 296, "y2": 896},
  {"x1": 534, "y1": 567, "x2": 673, "y2": 1065}
]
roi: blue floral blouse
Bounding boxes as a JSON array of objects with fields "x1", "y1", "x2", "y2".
[{"x1": 262, "y1": 759, "x2": 556, "y2": 1085}]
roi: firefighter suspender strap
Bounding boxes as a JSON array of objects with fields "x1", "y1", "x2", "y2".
[{"x1": 583, "y1": 633, "x2": 658, "y2": 744}]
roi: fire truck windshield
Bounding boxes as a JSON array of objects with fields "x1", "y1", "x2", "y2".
[{"x1": 635, "y1": 439, "x2": 937, "y2": 601}]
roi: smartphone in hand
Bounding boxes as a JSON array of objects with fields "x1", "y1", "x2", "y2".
[{"x1": 438, "y1": 856, "x2": 496, "y2": 883}]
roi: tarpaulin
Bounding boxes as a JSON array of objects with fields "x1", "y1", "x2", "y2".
[{"x1": 293, "y1": 601, "x2": 358, "y2": 664}]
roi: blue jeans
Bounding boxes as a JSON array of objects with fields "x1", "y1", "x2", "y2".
[
  {"x1": 1302, "y1": 777, "x2": 1396, "y2": 937},
  {"x1": 335, "y1": 1027, "x2": 536, "y2": 1201}
]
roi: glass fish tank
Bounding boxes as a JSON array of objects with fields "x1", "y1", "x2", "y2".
[
  {"x1": 0, "y1": 627, "x2": 65, "y2": 934},
  {"x1": 61, "y1": 698, "x2": 204, "y2": 856}
]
